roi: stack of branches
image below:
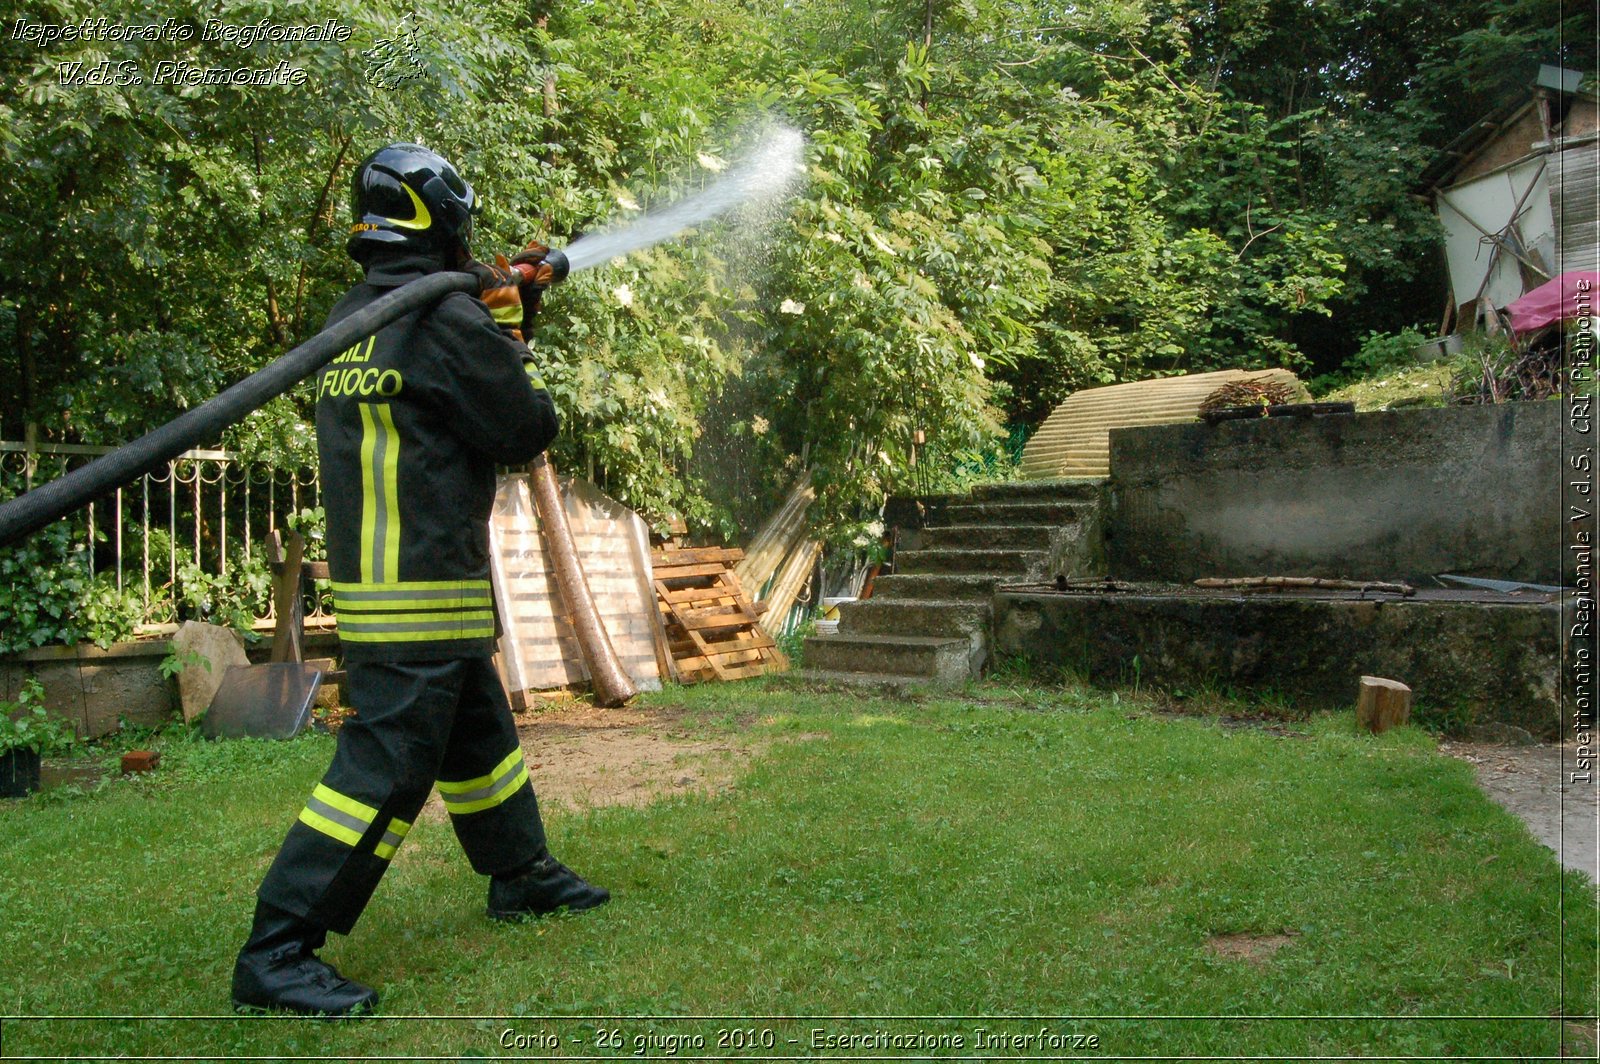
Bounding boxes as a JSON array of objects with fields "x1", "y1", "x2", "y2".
[
  {"x1": 1198, "y1": 376, "x2": 1300, "y2": 414},
  {"x1": 1448, "y1": 334, "x2": 1565, "y2": 404}
]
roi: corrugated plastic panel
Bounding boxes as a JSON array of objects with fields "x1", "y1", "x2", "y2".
[{"x1": 1018, "y1": 369, "x2": 1309, "y2": 479}]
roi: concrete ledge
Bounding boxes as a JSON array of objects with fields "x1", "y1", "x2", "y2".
[
  {"x1": 1107, "y1": 402, "x2": 1568, "y2": 584},
  {"x1": 2, "y1": 629, "x2": 340, "y2": 739},
  {"x1": 993, "y1": 588, "x2": 1564, "y2": 738}
]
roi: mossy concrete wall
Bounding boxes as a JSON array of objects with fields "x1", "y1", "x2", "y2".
[
  {"x1": 1106, "y1": 402, "x2": 1567, "y2": 584},
  {"x1": 1, "y1": 628, "x2": 341, "y2": 739},
  {"x1": 993, "y1": 590, "x2": 1564, "y2": 737}
]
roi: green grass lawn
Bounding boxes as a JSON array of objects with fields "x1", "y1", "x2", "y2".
[
  {"x1": 0, "y1": 679, "x2": 1593, "y2": 1059},
  {"x1": 1321, "y1": 361, "x2": 1456, "y2": 411}
]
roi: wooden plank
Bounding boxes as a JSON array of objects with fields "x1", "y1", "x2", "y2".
[
  {"x1": 695, "y1": 630, "x2": 776, "y2": 655},
  {"x1": 677, "y1": 604, "x2": 755, "y2": 628},
  {"x1": 267, "y1": 528, "x2": 305, "y2": 665},
  {"x1": 667, "y1": 642, "x2": 767, "y2": 665},
  {"x1": 706, "y1": 648, "x2": 769, "y2": 667},
  {"x1": 685, "y1": 627, "x2": 733, "y2": 680},
  {"x1": 651, "y1": 561, "x2": 735, "y2": 579},
  {"x1": 652, "y1": 549, "x2": 785, "y2": 683},
  {"x1": 718, "y1": 660, "x2": 778, "y2": 680},
  {"x1": 658, "y1": 585, "x2": 741, "y2": 605},
  {"x1": 649, "y1": 546, "x2": 746, "y2": 567}
]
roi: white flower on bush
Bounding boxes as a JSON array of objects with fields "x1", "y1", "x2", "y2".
[
  {"x1": 696, "y1": 152, "x2": 726, "y2": 172},
  {"x1": 751, "y1": 415, "x2": 770, "y2": 435},
  {"x1": 614, "y1": 283, "x2": 634, "y2": 307},
  {"x1": 779, "y1": 298, "x2": 806, "y2": 315}
]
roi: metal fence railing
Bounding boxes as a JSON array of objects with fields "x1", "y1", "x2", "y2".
[{"x1": 0, "y1": 441, "x2": 321, "y2": 629}]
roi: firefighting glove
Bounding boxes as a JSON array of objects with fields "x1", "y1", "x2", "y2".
[
  {"x1": 464, "y1": 255, "x2": 525, "y2": 342},
  {"x1": 510, "y1": 240, "x2": 556, "y2": 330}
]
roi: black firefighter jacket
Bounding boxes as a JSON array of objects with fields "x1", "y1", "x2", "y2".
[{"x1": 314, "y1": 254, "x2": 559, "y2": 662}]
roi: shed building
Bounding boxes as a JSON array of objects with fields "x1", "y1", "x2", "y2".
[{"x1": 1421, "y1": 65, "x2": 1597, "y2": 331}]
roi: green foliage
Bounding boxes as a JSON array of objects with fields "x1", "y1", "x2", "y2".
[
  {"x1": 0, "y1": 678, "x2": 78, "y2": 756},
  {"x1": 0, "y1": 518, "x2": 140, "y2": 655},
  {"x1": 773, "y1": 617, "x2": 816, "y2": 666},
  {"x1": 1348, "y1": 327, "x2": 1432, "y2": 379},
  {"x1": 159, "y1": 645, "x2": 210, "y2": 682},
  {"x1": 1443, "y1": 329, "x2": 1557, "y2": 404},
  {"x1": 2, "y1": 0, "x2": 1590, "y2": 548},
  {"x1": 174, "y1": 554, "x2": 270, "y2": 637},
  {"x1": 1308, "y1": 325, "x2": 1430, "y2": 393}
]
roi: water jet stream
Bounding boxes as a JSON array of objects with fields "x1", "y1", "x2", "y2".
[{"x1": 563, "y1": 126, "x2": 806, "y2": 274}]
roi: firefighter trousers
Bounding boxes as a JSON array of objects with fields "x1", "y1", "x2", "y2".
[{"x1": 256, "y1": 656, "x2": 547, "y2": 935}]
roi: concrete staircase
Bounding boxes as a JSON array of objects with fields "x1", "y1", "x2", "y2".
[{"x1": 800, "y1": 479, "x2": 1105, "y2": 688}]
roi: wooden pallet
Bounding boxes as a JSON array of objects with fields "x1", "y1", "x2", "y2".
[{"x1": 651, "y1": 545, "x2": 787, "y2": 683}]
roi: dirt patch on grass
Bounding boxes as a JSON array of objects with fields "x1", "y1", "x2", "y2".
[
  {"x1": 1566, "y1": 1020, "x2": 1597, "y2": 1058},
  {"x1": 417, "y1": 700, "x2": 771, "y2": 823},
  {"x1": 1205, "y1": 930, "x2": 1299, "y2": 965}
]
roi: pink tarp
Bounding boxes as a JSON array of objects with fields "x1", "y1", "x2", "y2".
[{"x1": 1505, "y1": 271, "x2": 1600, "y2": 334}]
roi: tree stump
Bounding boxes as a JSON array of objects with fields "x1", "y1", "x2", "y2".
[{"x1": 1357, "y1": 676, "x2": 1412, "y2": 734}]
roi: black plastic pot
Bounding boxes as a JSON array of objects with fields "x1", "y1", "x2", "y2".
[{"x1": 0, "y1": 748, "x2": 41, "y2": 798}]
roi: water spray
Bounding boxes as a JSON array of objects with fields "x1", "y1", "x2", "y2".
[
  {"x1": 0, "y1": 127, "x2": 806, "y2": 547},
  {"x1": 560, "y1": 127, "x2": 806, "y2": 272}
]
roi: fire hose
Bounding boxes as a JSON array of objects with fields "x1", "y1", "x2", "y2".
[
  {"x1": 0, "y1": 251, "x2": 637, "y2": 702},
  {"x1": 0, "y1": 257, "x2": 564, "y2": 549},
  {"x1": 0, "y1": 270, "x2": 473, "y2": 547}
]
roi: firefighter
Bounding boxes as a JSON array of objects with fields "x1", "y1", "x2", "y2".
[{"x1": 232, "y1": 143, "x2": 609, "y2": 1017}]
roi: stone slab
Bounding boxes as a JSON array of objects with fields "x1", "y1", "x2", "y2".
[{"x1": 170, "y1": 622, "x2": 251, "y2": 724}]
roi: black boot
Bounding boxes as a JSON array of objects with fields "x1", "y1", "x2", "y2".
[
  {"x1": 487, "y1": 855, "x2": 610, "y2": 921},
  {"x1": 232, "y1": 901, "x2": 378, "y2": 1017}
]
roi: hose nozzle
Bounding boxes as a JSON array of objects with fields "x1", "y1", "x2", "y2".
[
  {"x1": 510, "y1": 246, "x2": 570, "y2": 288},
  {"x1": 542, "y1": 246, "x2": 570, "y2": 285}
]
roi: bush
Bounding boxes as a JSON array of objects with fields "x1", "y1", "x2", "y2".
[
  {"x1": 0, "y1": 678, "x2": 78, "y2": 757},
  {"x1": 1309, "y1": 326, "x2": 1429, "y2": 394},
  {"x1": 0, "y1": 523, "x2": 140, "y2": 655},
  {"x1": 175, "y1": 555, "x2": 271, "y2": 638}
]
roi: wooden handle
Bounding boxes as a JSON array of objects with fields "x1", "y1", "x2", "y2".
[{"x1": 527, "y1": 454, "x2": 638, "y2": 707}]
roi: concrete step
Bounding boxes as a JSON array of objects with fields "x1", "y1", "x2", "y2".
[
  {"x1": 934, "y1": 500, "x2": 1093, "y2": 526},
  {"x1": 969, "y1": 478, "x2": 1104, "y2": 501},
  {"x1": 919, "y1": 523, "x2": 1058, "y2": 550},
  {"x1": 839, "y1": 598, "x2": 990, "y2": 639},
  {"x1": 894, "y1": 548, "x2": 1047, "y2": 576},
  {"x1": 871, "y1": 573, "x2": 1008, "y2": 601},
  {"x1": 782, "y1": 670, "x2": 931, "y2": 695},
  {"x1": 802, "y1": 632, "x2": 973, "y2": 683}
]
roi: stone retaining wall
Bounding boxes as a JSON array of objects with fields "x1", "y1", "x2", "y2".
[
  {"x1": 1, "y1": 628, "x2": 340, "y2": 738},
  {"x1": 1107, "y1": 402, "x2": 1568, "y2": 584},
  {"x1": 993, "y1": 589, "x2": 1565, "y2": 738}
]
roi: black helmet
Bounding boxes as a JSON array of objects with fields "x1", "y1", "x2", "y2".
[{"x1": 346, "y1": 143, "x2": 478, "y2": 263}]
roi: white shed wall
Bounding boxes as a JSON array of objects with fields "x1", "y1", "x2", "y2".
[{"x1": 1437, "y1": 157, "x2": 1554, "y2": 309}]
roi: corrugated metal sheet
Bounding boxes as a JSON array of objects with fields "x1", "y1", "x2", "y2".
[
  {"x1": 1553, "y1": 143, "x2": 1600, "y2": 273},
  {"x1": 1017, "y1": 369, "x2": 1309, "y2": 480}
]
